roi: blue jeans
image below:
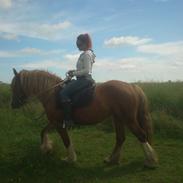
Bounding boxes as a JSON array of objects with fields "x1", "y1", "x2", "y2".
[{"x1": 59, "y1": 76, "x2": 94, "y2": 103}]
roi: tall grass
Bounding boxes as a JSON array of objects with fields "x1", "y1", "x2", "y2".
[
  {"x1": 1, "y1": 82, "x2": 183, "y2": 137},
  {"x1": 1, "y1": 82, "x2": 183, "y2": 183},
  {"x1": 138, "y1": 82, "x2": 183, "y2": 119},
  {"x1": 0, "y1": 83, "x2": 11, "y2": 108},
  {"x1": 137, "y1": 82, "x2": 183, "y2": 139}
]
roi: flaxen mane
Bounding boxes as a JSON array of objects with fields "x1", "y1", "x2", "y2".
[{"x1": 19, "y1": 70, "x2": 62, "y2": 96}]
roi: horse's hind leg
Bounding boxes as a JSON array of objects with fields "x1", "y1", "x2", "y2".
[
  {"x1": 126, "y1": 118, "x2": 158, "y2": 168},
  {"x1": 104, "y1": 116, "x2": 125, "y2": 165},
  {"x1": 56, "y1": 126, "x2": 77, "y2": 162},
  {"x1": 40, "y1": 123, "x2": 54, "y2": 153}
]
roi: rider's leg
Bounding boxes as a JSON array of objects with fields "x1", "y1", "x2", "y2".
[
  {"x1": 59, "y1": 80, "x2": 77, "y2": 128},
  {"x1": 59, "y1": 78, "x2": 94, "y2": 128}
]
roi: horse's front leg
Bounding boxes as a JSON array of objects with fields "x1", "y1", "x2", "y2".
[
  {"x1": 56, "y1": 126, "x2": 77, "y2": 162},
  {"x1": 40, "y1": 123, "x2": 54, "y2": 153}
]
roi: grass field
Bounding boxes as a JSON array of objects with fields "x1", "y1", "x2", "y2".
[{"x1": 0, "y1": 82, "x2": 183, "y2": 183}]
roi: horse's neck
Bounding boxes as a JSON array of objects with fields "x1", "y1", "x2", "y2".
[{"x1": 22, "y1": 73, "x2": 57, "y2": 98}]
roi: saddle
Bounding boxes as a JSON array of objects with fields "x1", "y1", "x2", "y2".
[{"x1": 56, "y1": 83, "x2": 96, "y2": 109}]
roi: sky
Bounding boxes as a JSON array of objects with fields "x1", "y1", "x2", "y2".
[{"x1": 0, "y1": 0, "x2": 183, "y2": 83}]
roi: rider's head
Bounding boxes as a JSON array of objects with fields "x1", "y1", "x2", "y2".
[{"x1": 76, "y1": 33, "x2": 92, "y2": 51}]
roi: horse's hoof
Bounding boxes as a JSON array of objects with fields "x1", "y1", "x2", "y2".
[
  {"x1": 40, "y1": 142, "x2": 53, "y2": 154},
  {"x1": 104, "y1": 157, "x2": 119, "y2": 165},
  {"x1": 144, "y1": 159, "x2": 158, "y2": 169},
  {"x1": 62, "y1": 157, "x2": 76, "y2": 164}
]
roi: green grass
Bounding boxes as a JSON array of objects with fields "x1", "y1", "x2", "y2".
[
  {"x1": 138, "y1": 82, "x2": 183, "y2": 119},
  {"x1": 0, "y1": 123, "x2": 183, "y2": 183},
  {"x1": 0, "y1": 83, "x2": 11, "y2": 108},
  {"x1": 0, "y1": 82, "x2": 183, "y2": 183}
]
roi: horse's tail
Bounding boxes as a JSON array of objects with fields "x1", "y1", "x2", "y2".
[{"x1": 134, "y1": 85, "x2": 153, "y2": 144}]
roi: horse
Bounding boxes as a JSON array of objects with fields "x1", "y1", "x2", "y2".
[{"x1": 11, "y1": 68, "x2": 158, "y2": 168}]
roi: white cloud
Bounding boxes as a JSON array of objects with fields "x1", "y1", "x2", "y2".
[
  {"x1": 18, "y1": 52, "x2": 183, "y2": 82},
  {"x1": 0, "y1": 48, "x2": 65, "y2": 58},
  {"x1": 21, "y1": 57, "x2": 139, "y2": 71},
  {"x1": 95, "y1": 57, "x2": 141, "y2": 71},
  {"x1": 19, "y1": 59, "x2": 76, "y2": 80},
  {"x1": 17, "y1": 38, "x2": 181, "y2": 82},
  {"x1": 0, "y1": 0, "x2": 87, "y2": 41},
  {"x1": 42, "y1": 22, "x2": 71, "y2": 31},
  {"x1": 0, "y1": 21, "x2": 72, "y2": 40},
  {"x1": 0, "y1": 32, "x2": 18, "y2": 40},
  {"x1": 20, "y1": 59, "x2": 75, "y2": 71},
  {"x1": 20, "y1": 48, "x2": 42, "y2": 55},
  {"x1": 20, "y1": 53, "x2": 79, "y2": 70},
  {"x1": 35, "y1": 21, "x2": 72, "y2": 39},
  {"x1": 20, "y1": 60, "x2": 61, "y2": 69},
  {"x1": 94, "y1": 55, "x2": 183, "y2": 82},
  {"x1": 64, "y1": 53, "x2": 80, "y2": 62},
  {"x1": 19, "y1": 56, "x2": 142, "y2": 82},
  {"x1": 137, "y1": 41, "x2": 183, "y2": 56},
  {"x1": 0, "y1": 0, "x2": 12, "y2": 9},
  {"x1": 104, "y1": 36, "x2": 183, "y2": 62},
  {"x1": 104, "y1": 36, "x2": 152, "y2": 47},
  {"x1": 154, "y1": 0, "x2": 169, "y2": 2}
]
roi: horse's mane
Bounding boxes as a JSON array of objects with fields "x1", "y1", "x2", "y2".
[{"x1": 19, "y1": 69, "x2": 62, "y2": 94}]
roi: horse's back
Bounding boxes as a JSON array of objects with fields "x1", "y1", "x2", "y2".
[
  {"x1": 95, "y1": 80, "x2": 138, "y2": 101},
  {"x1": 95, "y1": 80, "x2": 146, "y2": 117}
]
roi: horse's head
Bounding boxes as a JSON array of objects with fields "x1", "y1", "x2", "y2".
[{"x1": 11, "y1": 68, "x2": 27, "y2": 108}]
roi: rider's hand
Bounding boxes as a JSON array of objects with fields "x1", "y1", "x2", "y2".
[{"x1": 68, "y1": 70, "x2": 75, "y2": 77}]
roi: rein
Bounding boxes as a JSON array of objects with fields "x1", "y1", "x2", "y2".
[
  {"x1": 33, "y1": 75, "x2": 72, "y2": 98},
  {"x1": 34, "y1": 80, "x2": 65, "y2": 98},
  {"x1": 16, "y1": 76, "x2": 71, "y2": 122}
]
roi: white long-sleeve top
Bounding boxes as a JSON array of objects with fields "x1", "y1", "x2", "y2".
[{"x1": 73, "y1": 50, "x2": 95, "y2": 77}]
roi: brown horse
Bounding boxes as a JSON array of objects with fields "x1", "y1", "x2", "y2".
[{"x1": 11, "y1": 69, "x2": 158, "y2": 168}]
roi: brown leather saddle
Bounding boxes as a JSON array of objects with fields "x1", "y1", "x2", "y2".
[{"x1": 56, "y1": 83, "x2": 96, "y2": 109}]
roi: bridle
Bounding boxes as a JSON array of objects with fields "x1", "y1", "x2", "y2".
[
  {"x1": 13, "y1": 73, "x2": 27, "y2": 107},
  {"x1": 14, "y1": 73, "x2": 71, "y2": 102},
  {"x1": 13, "y1": 73, "x2": 72, "y2": 121}
]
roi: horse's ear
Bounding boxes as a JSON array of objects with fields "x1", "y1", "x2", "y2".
[{"x1": 13, "y1": 68, "x2": 18, "y2": 76}]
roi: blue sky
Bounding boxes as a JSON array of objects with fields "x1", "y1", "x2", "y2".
[{"x1": 0, "y1": 0, "x2": 183, "y2": 83}]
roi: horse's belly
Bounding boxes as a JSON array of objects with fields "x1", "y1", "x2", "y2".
[{"x1": 73, "y1": 99, "x2": 110, "y2": 125}]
